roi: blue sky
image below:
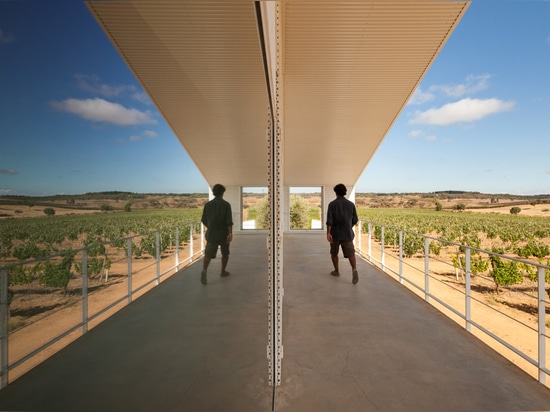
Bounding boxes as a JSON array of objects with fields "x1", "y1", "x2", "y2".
[{"x1": 1, "y1": 1, "x2": 549, "y2": 196}]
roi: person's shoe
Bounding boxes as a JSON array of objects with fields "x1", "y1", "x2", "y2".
[
  {"x1": 352, "y1": 270, "x2": 359, "y2": 284},
  {"x1": 201, "y1": 270, "x2": 207, "y2": 285},
  {"x1": 331, "y1": 270, "x2": 340, "y2": 277},
  {"x1": 221, "y1": 271, "x2": 230, "y2": 277}
]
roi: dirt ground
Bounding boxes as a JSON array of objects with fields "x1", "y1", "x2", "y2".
[
  {"x1": 0, "y1": 204, "x2": 102, "y2": 219},
  {"x1": 470, "y1": 203, "x2": 550, "y2": 217}
]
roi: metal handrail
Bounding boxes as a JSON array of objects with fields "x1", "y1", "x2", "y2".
[
  {"x1": 357, "y1": 220, "x2": 550, "y2": 386},
  {"x1": 0, "y1": 221, "x2": 204, "y2": 388}
]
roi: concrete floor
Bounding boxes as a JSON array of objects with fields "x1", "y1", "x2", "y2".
[{"x1": 1, "y1": 233, "x2": 550, "y2": 411}]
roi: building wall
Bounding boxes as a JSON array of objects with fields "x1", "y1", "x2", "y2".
[{"x1": 209, "y1": 184, "x2": 356, "y2": 234}]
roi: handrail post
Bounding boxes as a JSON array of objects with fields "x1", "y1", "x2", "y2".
[
  {"x1": 367, "y1": 222, "x2": 372, "y2": 260},
  {"x1": 190, "y1": 223, "x2": 194, "y2": 262},
  {"x1": 357, "y1": 221, "x2": 362, "y2": 253},
  {"x1": 381, "y1": 225, "x2": 385, "y2": 270},
  {"x1": 155, "y1": 231, "x2": 160, "y2": 285},
  {"x1": 0, "y1": 269, "x2": 8, "y2": 389},
  {"x1": 538, "y1": 266, "x2": 547, "y2": 385},
  {"x1": 175, "y1": 226, "x2": 180, "y2": 272},
  {"x1": 465, "y1": 247, "x2": 472, "y2": 332},
  {"x1": 399, "y1": 231, "x2": 404, "y2": 284},
  {"x1": 127, "y1": 239, "x2": 133, "y2": 304},
  {"x1": 424, "y1": 236, "x2": 430, "y2": 303},
  {"x1": 81, "y1": 250, "x2": 88, "y2": 334},
  {"x1": 201, "y1": 223, "x2": 205, "y2": 253}
]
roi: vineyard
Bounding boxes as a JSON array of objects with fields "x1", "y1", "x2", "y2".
[
  {"x1": 0, "y1": 209, "x2": 203, "y2": 334},
  {"x1": 358, "y1": 208, "x2": 550, "y2": 260},
  {"x1": 357, "y1": 208, "x2": 550, "y2": 290},
  {"x1": 0, "y1": 209, "x2": 203, "y2": 263},
  {"x1": 2, "y1": 203, "x2": 550, "y2": 383}
]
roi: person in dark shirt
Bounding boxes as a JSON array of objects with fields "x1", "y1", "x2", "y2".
[
  {"x1": 326, "y1": 183, "x2": 359, "y2": 284},
  {"x1": 200, "y1": 184, "x2": 233, "y2": 285}
]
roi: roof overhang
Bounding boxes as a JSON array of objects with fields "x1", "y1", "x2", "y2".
[{"x1": 87, "y1": 0, "x2": 469, "y2": 188}]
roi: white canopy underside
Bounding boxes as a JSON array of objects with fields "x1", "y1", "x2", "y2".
[{"x1": 87, "y1": 0, "x2": 469, "y2": 188}]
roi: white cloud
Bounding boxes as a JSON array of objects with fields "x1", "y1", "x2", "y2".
[
  {"x1": 129, "y1": 135, "x2": 142, "y2": 141},
  {"x1": 425, "y1": 135, "x2": 437, "y2": 141},
  {"x1": 409, "y1": 87, "x2": 435, "y2": 105},
  {"x1": 0, "y1": 169, "x2": 18, "y2": 175},
  {"x1": 51, "y1": 98, "x2": 157, "y2": 126},
  {"x1": 429, "y1": 74, "x2": 491, "y2": 98},
  {"x1": 410, "y1": 98, "x2": 515, "y2": 126},
  {"x1": 408, "y1": 130, "x2": 423, "y2": 138},
  {"x1": 143, "y1": 130, "x2": 158, "y2": 138},
  {"x1": 0, "y1": 29, "x2": 14, "y2": 44},
  {"x1": 132, "y1": 92, "x2": 152, "y2": 105},
  {"x1": 75, "y1": 74, "x2": 136, "y2": 98}
]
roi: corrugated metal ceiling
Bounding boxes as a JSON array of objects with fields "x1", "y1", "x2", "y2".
[{"x1": 87, "y1": 0, "x2": 469, "y2": 188}]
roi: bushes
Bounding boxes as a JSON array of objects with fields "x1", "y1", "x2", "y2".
[
  {"x1": 38, "y1": 253, "x2": 75, "y2": 295},
  {"x1": 289, "y1": 195, "x2": 310, "y2": 229},
  {"x1": 510, "y1": 206, "x2": 521, "y2": 215}
]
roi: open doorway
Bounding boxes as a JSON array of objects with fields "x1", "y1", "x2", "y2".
[
  {"x1": 241, "y1": 187, "x2": 269, "y2": 230},
  {"x1": 289, "y1": 187, "x2": 322, "y2": 230}
]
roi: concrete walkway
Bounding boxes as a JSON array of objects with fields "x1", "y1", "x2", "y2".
[{"x1": 1, "y1": 233, "x2": 550, "y2": 411}]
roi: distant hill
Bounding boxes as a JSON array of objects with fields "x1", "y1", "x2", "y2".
[
  {"x1": 355, "y1": 191, "x2": 550, "y2": 211},
  {"x1": 2, "y1": 191, "x2": 550, "y2": 219},
  {"x1": 0, "y1": 192, "x2": 209, "y2": 218}
]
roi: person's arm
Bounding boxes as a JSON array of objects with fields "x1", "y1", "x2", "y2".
[
  {"x1": 326, "y1": 204, "x2": 334, "y2": 243},
  {"x1": 226, "y1": 202, "x2": 233, "y2": 242}
]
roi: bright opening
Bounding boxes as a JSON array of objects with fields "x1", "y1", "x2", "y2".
[
  {"x1": 289, "y1": 187, "x2": 322, "y2": 230},
  {"x1": 242, "y1": 187, "x2": 268, "y2": 230}
]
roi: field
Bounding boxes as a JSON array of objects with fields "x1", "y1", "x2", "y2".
[{"x1": 2, "y1": 191, "x2": 550, "y2": 381}]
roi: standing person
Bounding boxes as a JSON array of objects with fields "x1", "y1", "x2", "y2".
[
  {"x1": 326, "y1": 183, "x2": 359, "y2": 284},
  {"x1": 201, "y1": 184, "x2": 233, "y2": 285}
]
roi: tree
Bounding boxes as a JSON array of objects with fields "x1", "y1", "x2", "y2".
[
  {"x1": 434, "y1": 198, "x2": 443, "y2": 212},
  {"x1": 43, "y1": 207, "x2": 55, "y2": 216},
  {"x1": 453, "y1": 203, "x2": 466, "y2": 211},
  {"x1": 254, "y1": 196, "x2": 270, "y2": 229},
  {"x1": 100, "y1": 204, "x2": 114, "y2": 212},
  {"x1": 124, "y1": 201, "x2": 132, "y2": 212},
  {"x1": 252, "y1": 194, "x2": 311, "y2": 229},
  {"x1": 289, "y1": 195, "x2": 310, "y2": 229},
  {"x1": 510, "y1": 206, "x2": 521, "y2": 215}
]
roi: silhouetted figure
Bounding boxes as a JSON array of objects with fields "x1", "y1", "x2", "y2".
[
  {"x1": 326, "y1": 183, "x2": 359, "y2": 284},
  {"x1": 201, "y1": 184, "x2": 233, "y2": 285}
]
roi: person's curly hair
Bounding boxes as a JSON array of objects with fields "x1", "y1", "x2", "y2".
[
  {"x1": 212, "y1": 184, "x2": 226, "y2": 197},
  {"x1": 333, "y1": 183, "x2": 347, "y2": 197}
]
